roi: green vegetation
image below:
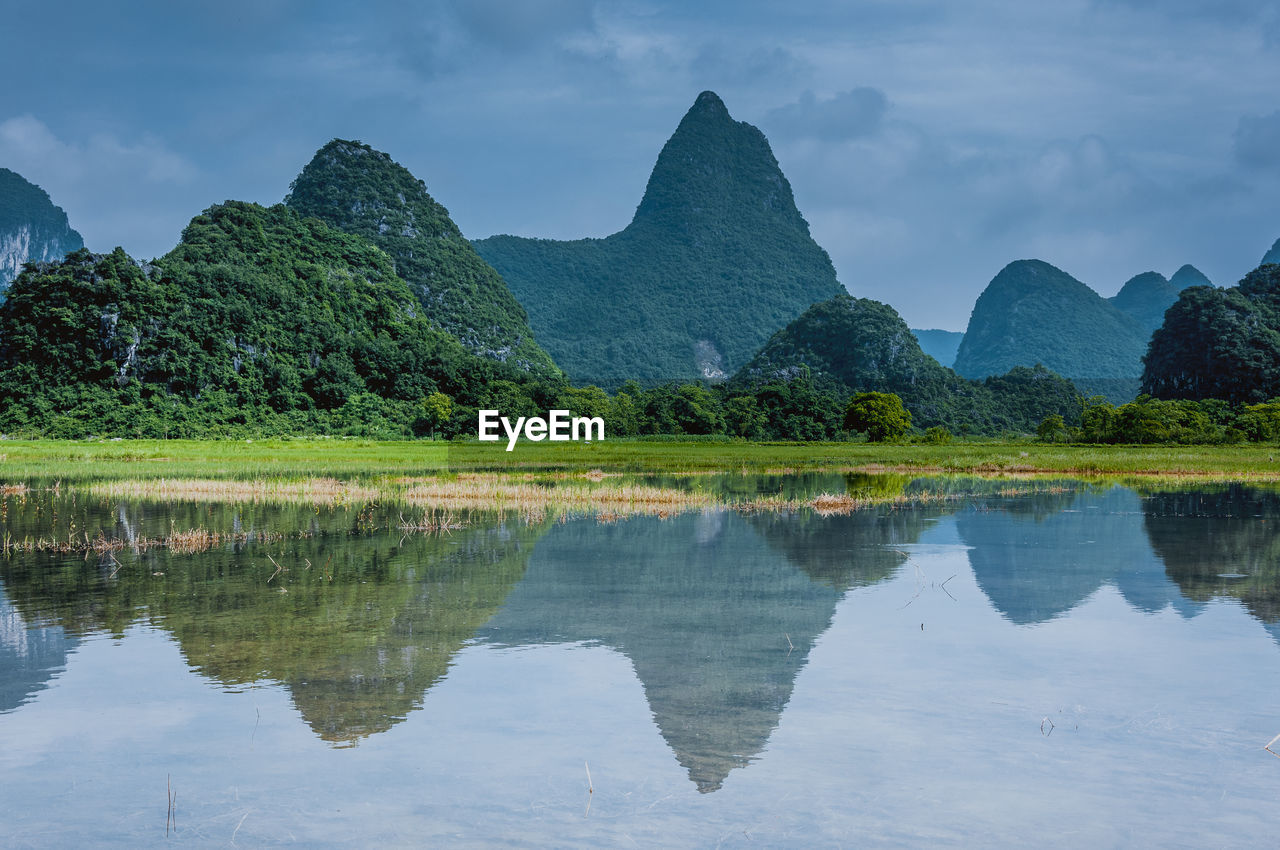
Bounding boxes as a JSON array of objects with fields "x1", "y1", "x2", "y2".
[
  {"x1": 0, "y1": 204, "x2": 561, "y2": 438},
  {"x1": 843, "y1": 392, "x2": 911, "y2": 441},
  {"x1": 731, "y1": 293, "x2": 1083, "y2": 433},
  {"x1": 474, "y1": 91, "x2": 844, "y2": 387},
  {"x1": 4, "y1": 438, "x2": 1280, "y2": 481},
  {"x1": 284, "y1": 139, "x2": 559, "y2": 377},
  {"x1": 954, "y1": 259, "x2": 1148, "y2": 381},
  {"x1": 1143, "y1": 263, "x2": 1280, "y2": 403},
  {"x1": 0, "y1": 168, "x2": 83, "y2": 291}
]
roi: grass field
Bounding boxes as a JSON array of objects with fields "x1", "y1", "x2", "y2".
[{"x1": 1, "y1": 437, "x2": 1278, "y2": 482}]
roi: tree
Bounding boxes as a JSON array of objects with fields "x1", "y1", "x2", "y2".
[
  {"x1": 420, "y1": 392, "x2": 453, "y2": 438},
  {"x1": 843, "y1": 392, "x2": 911, "y2": 441},
  {"x1": 1035, "y1": 414, "x2": 1068, "y2": 443}
]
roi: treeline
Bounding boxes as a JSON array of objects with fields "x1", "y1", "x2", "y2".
[{"x1": 1036, "y1": 396, "x2": 1280, "y2": 445}]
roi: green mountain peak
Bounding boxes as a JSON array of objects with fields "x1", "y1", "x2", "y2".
[
  {"x1": 954, "y1": 259, "x2": 1149, "y2": 380},
  {"x1": 474, "y1": 92, "x2": 844, "y2": 387},
  {"x1": 285, "y1": 139, "x2": 560, "y2": 377}
]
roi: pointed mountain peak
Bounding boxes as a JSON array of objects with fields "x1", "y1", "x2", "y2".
[
  {"x1": 1262, "y1": 237, "x2": 1280, "y2": 267},
  {"x1": 689, "y1": 90, "x2": 730, "y2": 120},
  {"x1": 1169, "y1": 263, "x2": 1212, "y2": 290},
  {"x1": 630, "y1": 92, "x2": 811, "y2": 238}
]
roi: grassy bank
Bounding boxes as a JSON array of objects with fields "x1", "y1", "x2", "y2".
[{"x1": 2, "y1": 437, "x2": 1279, "y2": 481}]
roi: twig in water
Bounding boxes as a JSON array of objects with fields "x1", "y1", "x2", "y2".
[
  {"x1": 231, "y1": 810, "x2": 250, "y2": 844},
  {"x1": 266, "y1": 553, "x2": 285, "y2": 584},
  {"x1": 784, "y1": 633, "x2": 794, "y2": 655},
  {"x1": 939, "y1": 574, "x2": 957, "y2": 601},
  {"x1": 1041, "y1": 717, "x2": 1055, "y2": 737},
  {"x1": 585, "y1": 761, "x2": 594, "y2": 818},
  {"x1": 1265, "y1": 732, "x2": 1280, "y2": 759},
  {"x1": 166, "y1": 774, "x2": 177, "y2": 836}
]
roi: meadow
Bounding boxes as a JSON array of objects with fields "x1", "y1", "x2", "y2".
[{"x1": 1, "y1": 437, "x2": 1278, "y2": 481}]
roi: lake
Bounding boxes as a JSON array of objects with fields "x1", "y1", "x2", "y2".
[{"x1": 2, "y1": 476, "x2": 1279, "y2": 846}]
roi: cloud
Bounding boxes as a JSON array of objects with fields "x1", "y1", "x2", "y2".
[
  {"x1": 764, "y1": 88, "x2": 888, "y2": 141},
  {"x1": 0, "y1": 115, "x2": 198, "y2": 255},
  {"x1": 1234, "y1": 110, "x2": 1280, "y2": 169},
  {"x1": 445, "y1": 0, "x2": 597, "y2": 50}
]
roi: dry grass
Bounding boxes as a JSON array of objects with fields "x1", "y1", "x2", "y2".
[
  {"x1": 89, "y1": 477, "x2": 379, "y2": 505},
  {"x1": 1, "y1": 483, "x2": 26, "y2": 496},
  {"x1": 397, "y1": 509, "x2": 470, "y2": 533},
  {"x1": 2, "y1": 526, "x2": 282, "y2": 556},
  {"x1": 397, "y1": 473, "x2": 718, "y2": 517}
]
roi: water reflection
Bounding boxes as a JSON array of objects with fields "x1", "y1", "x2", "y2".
[
  {"x1": 0, "y1": 501, "x2": 544, "y2": 744},
  {"x1": 479, "y1": 509, "x2": 916, "y2": 791},
  {"x1": 957, "y1": 487, "x2": 1204, "y2": 625},
  {"x1": 3, "y1": 477, "x2": 1280, "y2": 772},
  {"x1": 0, "y1": 583, "x2": 79, "y2": 713}
]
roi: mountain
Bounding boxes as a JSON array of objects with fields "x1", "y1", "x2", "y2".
[
  {"x1": 1143, "y1": 263, "x2": 1280, "y2": 403},
  {"x1": 474, "y1": 91, "x2": 846, "y2": 388},
  {"x1": 732, "y1": 293, "x2": 1082, "y2": 433},
  {"x1": 1169, "y1": 264, "x2": 1212, "y2": 290},
  {"x1": 954, "y1": 260, "x2": 1149, "y2": 381},
  {"x1": 1109, "y1": 271, "x2": 1181, "y2": 335},
  {"x1": 1262, "y1": 238, "x2": 1280, "y2": 266},
  {"x1": 0, "y1": 168, "x2": 83, "y2": 292},
  {"x1": 284, "y1": 139, "x2": 559, "y2": 377},
  {"x1": 0, "y1": 201, "x2": 550, "y2": 437},
  {"x1": 911, "y1": 328, "x2": 963, "y2": 367}
]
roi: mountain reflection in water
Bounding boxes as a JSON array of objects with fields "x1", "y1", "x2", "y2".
[{"x1": 2, "y1": 478, "x2": 1280, "y2": 787}]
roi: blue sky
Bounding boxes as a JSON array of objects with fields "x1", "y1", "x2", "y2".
[{"x1": 4, "y1": 0, "x2": 1280, "y2": 330}]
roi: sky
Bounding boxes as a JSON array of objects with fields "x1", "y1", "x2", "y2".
[{"x1": 4, "y1": 0, "x2": 1280, "y2": 330}]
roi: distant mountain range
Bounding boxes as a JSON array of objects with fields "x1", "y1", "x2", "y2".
[
  {"x1": 910, "y1": 329, "x2": 963, "y2": 367},
  {"x1": 731, "y1": 292, "x2": 1081, "y2": 433},
  {"x1": 0, "y1": 168, "x2": 82, "y2": 292},
  {"x1": 475, "y1": 91, "x2": 846, "y2": 388}
]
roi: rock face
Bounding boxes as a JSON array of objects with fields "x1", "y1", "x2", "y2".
[
  {"x1": 474, "y1": 91, "x2": 845, "y2": 388},
  {"x1": 0, "y1": 168, "x2": 83, "y2": 292},
  {"x1": 910, "y1": 328, "x2": 963, "y2": 367},
  {"x1": 954, "y1": 260, "x2": 1149, "y2": 380},
  {"x1": 285, "y1": 140, "x2": 560, "y2": 377},
  {"x1": 1262, "y1": 238, "x2": 1280, "y2": 267}
]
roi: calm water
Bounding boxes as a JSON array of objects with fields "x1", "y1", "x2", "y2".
[{"x1": 2, "y1": 479, "x2": 1280, "y2": 847}]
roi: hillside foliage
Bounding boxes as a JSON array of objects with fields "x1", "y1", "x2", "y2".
[
  {"x1": 474, "y1": 91, "x2": 845, "y2": 388},
  {"x1": 284, "y1": 139, "x2": 559, "y2": 377}
]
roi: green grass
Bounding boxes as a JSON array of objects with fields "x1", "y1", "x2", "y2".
[{"x1": 1, "y1": 437, "x2": 1279, "y2": 482}]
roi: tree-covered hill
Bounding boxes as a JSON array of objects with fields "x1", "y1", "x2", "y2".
[
  {"x1": 0, "y1": 168, "x2": 83, "y2": 293},
  {"x1": 1143, "y1": 263, "x2": 1280, "y2": 403},
  {"x1": 732, "y1": 293, "x2": 1081, "y2": 433},
  {"x1": 1109, "y1": 271, "x2": 1181, "y2": 335},
  {"x1": 1169, "y1": 264, "x2": 1212, "y2": 290},
  {"x1": 473, "y1": 91, "x2": 846, "y2": 388},
  {"x1": 0, "y1": 202, "x2": 557, "y2": 437},
  {"x1": 284, "y1": 139, "x2": 559, "y2": 378},
  {"x1": 953, "y1": 260, "x2": 1149, "y2": 381}
]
